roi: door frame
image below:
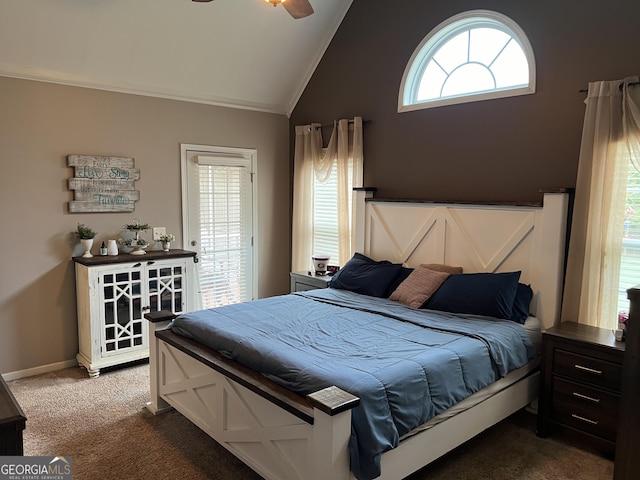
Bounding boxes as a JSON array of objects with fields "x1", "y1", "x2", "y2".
[{"x1": 180, "y1": 143, "x2": 258, "y2": 305}]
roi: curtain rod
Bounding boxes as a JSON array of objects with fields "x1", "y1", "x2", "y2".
[
  {"x1": 579, "y1": 81, "x2": 640, "y2": 94},
  {"x1": 314, "y1": 119, "x2": 371, "y2": 129}
]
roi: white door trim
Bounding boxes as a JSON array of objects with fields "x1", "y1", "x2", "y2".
[{"x1": 180, "y1": 143, "x2": 258, "y2": 305}]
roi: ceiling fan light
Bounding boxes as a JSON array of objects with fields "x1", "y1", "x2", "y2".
[{"x1": 264, "y1": 0, "x2": 286, "y2": 5}]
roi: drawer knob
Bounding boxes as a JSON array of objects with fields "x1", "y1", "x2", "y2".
[
  {"x1": 571, "y1": 413, "x2": 599, "y2": 425},
  {"x1": 572, "y1": 392, "x2": 600, "y2": 403},
  {"x1": 574, "y1": 364, "x2": 603, "y2": 375}
]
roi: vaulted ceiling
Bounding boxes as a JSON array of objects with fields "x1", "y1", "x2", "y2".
[{"x1": 0, "y1": 0, "x2": 353, "y2": 116}]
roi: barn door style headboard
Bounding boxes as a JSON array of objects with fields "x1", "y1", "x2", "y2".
[{"x1": 352, "y1": 190, "x2": 569, "y2": 330}]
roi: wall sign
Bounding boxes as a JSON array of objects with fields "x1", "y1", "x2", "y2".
[{"x1": 67, "y1": 155, "x2": 140, "y2": 213}]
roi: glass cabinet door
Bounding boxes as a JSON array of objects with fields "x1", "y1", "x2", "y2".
[
  {"x1": 146, "y1": 261, "x2": 187, "y2": 315},
  {"x1": 100, "y1": 266, "x2": 145, "y2": 357}
]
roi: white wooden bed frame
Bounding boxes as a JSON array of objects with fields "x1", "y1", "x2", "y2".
[{"x1": 146, "y1": 190, "x2": 569, "y2": 480}]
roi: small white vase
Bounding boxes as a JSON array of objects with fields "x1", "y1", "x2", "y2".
[
  {"x1": 107, "y1": 239, "x2": 118, "y2": 256},
  {"x1": 162, "y1": 242, "x2": 170, "y2": 252},
  {"x1": 80, "y1": 238, "x2": 94, "y2": 258}
]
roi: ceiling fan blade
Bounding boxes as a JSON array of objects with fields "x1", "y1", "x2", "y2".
[
  {"x1": 192, "y1": 1, "x2": 214, "y2": 3},
  {"x1": 283, "y1": 0, "x2": 314, "y2": 19}
]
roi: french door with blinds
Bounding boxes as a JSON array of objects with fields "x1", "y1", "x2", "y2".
[{"x1": 181, "y1": 144, "x2": 256, "y2": 309}]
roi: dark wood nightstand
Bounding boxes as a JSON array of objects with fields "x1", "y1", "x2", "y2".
[
  {"x1": 290, "y1": 271, "x2": 332, "y2": 292},
  {"x1": 537, "y1": 321, "x2": 626, "y2": 457}
]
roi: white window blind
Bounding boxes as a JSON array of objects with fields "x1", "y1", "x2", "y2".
[
  {"x1": 619, "y1": 159, "x2": 640, "y2": 314},
  {"x1": 312, "y1": 157, "x2": 353, "y2": 264},
  {"x1": 197, "y1": 156, "x2": 252, "y2": 308}
]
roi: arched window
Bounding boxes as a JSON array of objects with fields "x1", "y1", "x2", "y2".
[{"x1": 399, "y1": 10, "x2": 535, "y2": 112}]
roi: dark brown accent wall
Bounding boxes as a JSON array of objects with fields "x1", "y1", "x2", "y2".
[{"x1": 291, "y1": 0, "x2": 639, "y2": 203}]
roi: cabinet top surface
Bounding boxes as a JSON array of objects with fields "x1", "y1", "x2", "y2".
[
  {"x1": 544, "y1": 321, "x2": 625, "y2": 352},
  {"x1": 290, "y1": 271, "x2": 333, "y2": 282},
  {"x1": 73, "y1": 249, "x2": 197, "y2": 266}
]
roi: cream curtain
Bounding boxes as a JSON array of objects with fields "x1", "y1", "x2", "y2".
[
  {"x1": 291, "y1": 117, "x2": 363, "y2": 272},
  {"x1": 561, "y1": 77, "x2": 640, "y2": 329}
]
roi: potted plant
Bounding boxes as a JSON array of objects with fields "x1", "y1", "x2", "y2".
[
  {"x1": 118, "y1": 237, "x2": 149, "y2": 255},
  {"x1": 124, "y1": 220, "x2": 150, "y2": 232},
  {"x1": 75, "y1": 223, "x2": 97, "y2": 258},
  {"x1": 123, "y1": 219, "x2": 150, "y2": 255},
  {"x1": 159, "y1": 233, "x2": 175, "y2": 251}
]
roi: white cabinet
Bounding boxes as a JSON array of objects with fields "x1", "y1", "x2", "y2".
[{"x1": 73, "y1": 250, "x2": 197, "y2": 377}]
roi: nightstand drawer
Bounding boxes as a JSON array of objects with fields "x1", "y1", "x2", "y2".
[
  {"x1": 294, "y1": 282, "x2": 320, "y2": 292},
  {"x1": 553, "y1": 396, "x2": 619, "y2": 442},
  {"x1": 553, "y1": 348, "x2": 623, "y2": 391},
  {"x1": 552, "y1": 377, "x2": 620, "y2": 435}
]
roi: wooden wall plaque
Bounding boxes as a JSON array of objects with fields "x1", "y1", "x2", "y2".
[{"x1": 67, "y1": 155, "x2": 140, "y2": 213}]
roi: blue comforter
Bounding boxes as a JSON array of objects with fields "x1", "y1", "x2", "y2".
[{"x1": 170, "y1": 289, "x2": 536, "y2": 480}]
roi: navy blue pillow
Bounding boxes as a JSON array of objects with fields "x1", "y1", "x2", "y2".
[
  {"x1": 423, "y1": 271, "x2": 521, "y2": 320},
  {"x1": 510, "y1": 283, "x2": 533, "y2": 324},
  {"x1": 329, "y1": 253, "x2": 403, "y2": 298}
]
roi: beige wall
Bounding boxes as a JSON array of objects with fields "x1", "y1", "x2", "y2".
[{"x1": 0, "y1": 77, "x2": 291, "y2": 376}]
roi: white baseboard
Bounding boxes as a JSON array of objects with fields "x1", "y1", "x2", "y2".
[{"x1": 1, "y1": 359, "x2": 78, "y2": 381}]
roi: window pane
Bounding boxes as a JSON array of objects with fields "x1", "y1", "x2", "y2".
[
  {"x1": 469, "y1": 28, "x2": 510, "y2": 65},
  {"x1": 442, "y1": 63, "x2": 495, "y2": 97},
  {"x1": 419, "y1": 27, "x2": 527, "y2": 101},
  {"x1": 433, "y1": 31, "x2": 469, "y2": 73},
  {"x1": 314, "y1": 161, "x2": 340, "y2": 263},
  {"x1": 491, "y1": 40, "x2": 529, "y2": 88},
  {"x1": 198, "y1": 163, "x2": 252, "y2": 308},
  {"x1": 312, "y1": 155, "x2": 354, "y2": 266},
  {"x1": 417, "y1": 62, "x2": 447, "y2": 101},
  {"x1": 620, "y1": 162, "x2": 640, "y2": 314}
]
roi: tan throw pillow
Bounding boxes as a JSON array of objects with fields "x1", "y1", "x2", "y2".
[
  {"x1": 389, "y1": 265, "x2": 451, "y2": 308},
  {"x1": 421, "y1": 263, "x2": 463, "y2": 274}
]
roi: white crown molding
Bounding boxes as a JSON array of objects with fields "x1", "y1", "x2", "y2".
[{"x1": 0, "y1": 64, "x2": 287, "y2": 116}]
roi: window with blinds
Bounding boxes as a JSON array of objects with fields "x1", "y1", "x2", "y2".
[
  {"x1": 312, "y1": 158, "x2": 353, "y2": 264},
  {"x1": 619, "y1": 159, "x2": 640, "y2": 314},
  {"x1": 197, "y1": 157, "x2": 252, "y2": 309}
]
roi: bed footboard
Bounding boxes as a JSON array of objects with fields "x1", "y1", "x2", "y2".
[{"x1": 145, "y1": 312, "x2": 359, "y2": 480}]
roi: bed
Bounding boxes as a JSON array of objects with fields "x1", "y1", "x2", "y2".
[{"x1": 145, "y1": 189, "x2": 569, "y2": 480}]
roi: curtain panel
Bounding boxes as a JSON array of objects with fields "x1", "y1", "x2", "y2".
[
  {"x1": 291, "y1": 117, "x2": 363, "y2": 272},
  {"x1": 562, "y1": 76, "x2": 640, "y2": 329}
]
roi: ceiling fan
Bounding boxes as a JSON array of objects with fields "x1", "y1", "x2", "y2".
[{"x1": 192, "y1": 0, "x2": 314, "y2": 20}]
